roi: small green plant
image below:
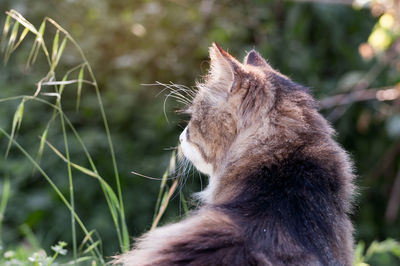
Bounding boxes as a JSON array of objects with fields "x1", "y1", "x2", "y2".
[{"x1": 354, "y1": 239, "x2": 400, "y2": 266}]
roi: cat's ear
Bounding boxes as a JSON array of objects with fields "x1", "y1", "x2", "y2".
[
  {"x1": 244, "y1": 50, "x2": 270, "y2": 68},
  {"x1": 209, "y1": 42, "x2": 243, "y2": 93}
]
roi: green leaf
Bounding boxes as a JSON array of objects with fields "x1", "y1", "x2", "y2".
[
  {"x1": 31, "y1": 39, "x2": 41, "y2": 64},
  {"x1": 180, "y1": 191, "x2": 189, "y2": 216},
  {"x1": 365, "y1": 239, "x2": 400, "y2": 261},
  {"x1": 44, "y1": 139, "x2": 121, "y2": 210},
  {"x1": 26, "y1": 40, "x2": 38, "y2": 68},
  {"x1": 37, "y1": 126, "x2": 49, "y2": 162},
  {"x1": 50, "y1": 30, "x2": 60, "y2": 71},
  {"x1": 76, "y1": 66, "x2": 84, "y2": 111},
  {"x1": 354, "y1": 241, "x2": 365, "y2": 265},
  {"x1": 71, "y1": 163, "x2": 100, "y2": 178},
  {"x1": 83, "y1": 241, "x2": 101, "y2": 255},
  {"x1": 6, "y1": 10, "x2": 38, "y2": 34},
  {"x1": 19, "y1": 223, "x2": 40, "y2": 250},
  {"x1": 11, "y1": 27, "x2": 29, "y2": 52},
  {"x1": 53, "y1": 36, "x2": 67, "y2": 69},
  {"x1": 169, "y1": 150, "x2": 176, "y2": 173},
  {"x1": 1, "y1": 15, "x2": 11, "y2": 52},
  {"x1": 38, "y1": 20, "x2": 46, "y2": 37},
  {"x1": 0, "y1": 176, "x2": 10, "y2": 223},
  {"x1": 5, "y1": 99, "x2": 25, "y2": 157},
  {"x1": 59, "y1": 73, "x2": 69, "y2": 95},
  {"x1": 80, "y1": 230, "x2": 95, "y2": 248},
  {"x1": 98, "y1": 180, "x2": 120, "y2": 210},
  {"x1": 64, "y1": 256, "x2": 93, "y2": 265},
  {"x1": 29, "y1": 20, "x2": 46, "y2": 66},
  {"x1": 51, "y1": 30, "x2": 60, "y2": 62},
  {"x1": 4, "y1": 21, "x2": 19, "y2": 63}
]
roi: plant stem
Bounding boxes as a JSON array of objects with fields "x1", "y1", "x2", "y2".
[
  {"x1": 57, "y1": 98, "x2": 77, "y2": 260},
  {"x1": 0, "y1": 127, "x2": 104, "y2": 264}
]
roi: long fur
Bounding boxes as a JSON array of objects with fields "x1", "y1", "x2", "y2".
[{"x1": 114, "y1": 44, "x2": 355, "y2": 265}]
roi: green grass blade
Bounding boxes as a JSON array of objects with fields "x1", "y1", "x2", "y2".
[
  {"x1": 59, "y1": 73, "x2": 69, "y2": 95},
  {"x1": 53, "y1": 36, "x2": 67, "y2": 70},
  {"x1": 153, "y1": 170, "x2": 168, "y2": 221},
  {"x1": 19, "y1": 223, "x2": 40, "y2": 250},
  {"x1": 26, "y1": 40, "x2": 38, "y2": 68},
  {"x1": 0, "y1": 176, "x2": 10, "y2": 241},
  {"x1": 72, "y1": 164, "x2": 121, "y2": 210},
  {"x1": 35, "y1": 128, "x2": 48, "y2": 160},
  {"x1": 37, "y1": 19, "x2": 46, "y2": 38},
  {"x1": 6, "y1": 10, "x2": 38, "y2": 35},
  {"x1": 36, "y1": 120, "x2": 51, "y2": 164},
  {"x1": 76, "y1": 66, "x2": 84, "y2": 111},
  {"x1": 78, "y1": 230, "x2": 95, "y2": 254},
  {"x1": 180, "y1": 191, "x2": 189, "y2": 216},
  {"x1": 4, "y1": 21, "x2": 19, "y2": 63},
  {"x1": 44, "y1": 138, "x2": 121, "y2": 210},
  {"x1": 5, "y1": 98, "x2": 25, "y2": 157},
  {"x1": 57, "y1": 99, "x2": 77, "y2": 261},
  {"x1": 51, "y1": 30, "x2": 59, "y2": 63},
  {"x1": 30, "y1": 20, "x2": 46, "y2": 65},
  {"x1": 83, "y1": 241, "x2": 101, "y2": 255},
  {"x1": 11, "y1": 27, "x2": 29, "y2": 53},
  {"x1": 151, "y1": 175, "x2": 180, "y2": 230},
  {"x1": 64, "y1": 256, "x2": 94, "y2": 265},
  {"x1": 1, "y1": 15, "x2": 11, "y2": 52},
  {"x1": 31, "y1": 38, "x2": 41, "y2": 65},
  {"x1": 153, "y1": 151, "x2": 175, "y2": 221}
]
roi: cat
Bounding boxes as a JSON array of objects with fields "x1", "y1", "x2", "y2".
[{"x1": 114, "y1": 43, "x2": 355, "y2": 265}]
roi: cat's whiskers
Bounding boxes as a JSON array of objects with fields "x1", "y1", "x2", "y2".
[
  {"x1": 143, "y1": 82, "x2": 197, "y2": 122},
  {"x1": 170, "y1": 155, "x2": 192, "y2": 201},
  {"x1": 158, "y1": 82, "x2": 196, "y2": 103}
]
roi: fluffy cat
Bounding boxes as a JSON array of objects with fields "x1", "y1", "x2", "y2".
[{"x1": 114, "y1": 43, "x2": 355, "y2": 265}]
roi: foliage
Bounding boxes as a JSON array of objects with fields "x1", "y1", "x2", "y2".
[
  {"x1": 0, "y1": 0, "x2": 400, "y2": 265},
  {"x1": 0, "y1": 9, "x2": 185, "y2": 264},
  {"x1": 354, "y1": 239, "x2": 400, "y2": 266}
]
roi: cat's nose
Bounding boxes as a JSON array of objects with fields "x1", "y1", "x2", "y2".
[
  {"x1": 179, "y1": 131, "x2": 184, "y2": 143},
  {"x1": 179, "y1": 127, "x2": 187, "y2": 143}
]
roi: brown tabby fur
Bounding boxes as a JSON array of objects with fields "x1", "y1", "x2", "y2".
[{"x1": 113, "y1": 43, "x2": 355, "y2": 265}]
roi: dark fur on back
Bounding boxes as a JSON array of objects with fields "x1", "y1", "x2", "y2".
[{"x1": 221, "y1": 150, "x2": 346, "y2": 265}]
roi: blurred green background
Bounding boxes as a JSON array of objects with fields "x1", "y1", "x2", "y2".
[{"x1": 1, "y1": 0, "x2": 400, "y2": 264}]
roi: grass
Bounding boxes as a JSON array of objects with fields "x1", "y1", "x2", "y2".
[{"x1": 0, "y1": 10, "x2": 182, "y2": 265}]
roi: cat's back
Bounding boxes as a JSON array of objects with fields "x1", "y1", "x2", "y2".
[{"x1": 115, "y1": 206, "x2": 324, "y2": 266}]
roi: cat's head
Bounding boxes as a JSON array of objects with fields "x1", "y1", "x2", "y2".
[{"x1": 179, "y1": 43, "x2": 332, "y2": 195}]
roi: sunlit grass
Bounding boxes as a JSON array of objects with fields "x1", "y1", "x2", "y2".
[
  {"x1": 0, "y1": 9, "x2": 185, "y2": 265},
  {"x1": 0, "y1": 10, "x2": 128, "y2": 264}
]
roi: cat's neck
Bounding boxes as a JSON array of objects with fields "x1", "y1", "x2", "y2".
[
  {"x1": 202, "y1": 135, "x2": 351, "y2": 209},
  {"x1": 201, "y1": 137, "x2": 299, "y2": 205}
]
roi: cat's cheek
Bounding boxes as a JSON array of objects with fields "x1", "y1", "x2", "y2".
[{"x1": 180, "y1": 138, "x2": 213, "y2": 176}]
